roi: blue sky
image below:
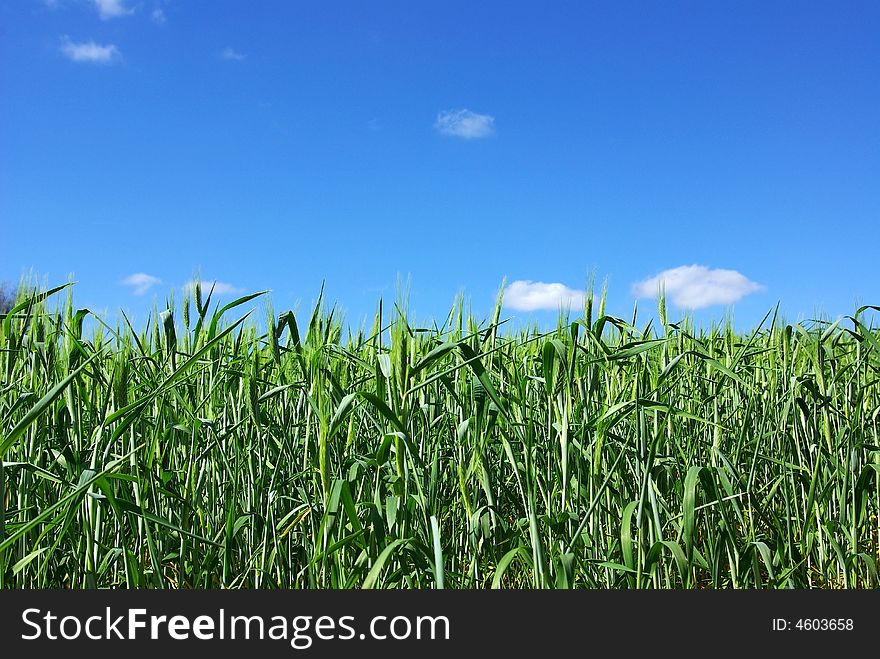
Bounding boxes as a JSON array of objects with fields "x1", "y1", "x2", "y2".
[{"x1": 2, "y1": 1, "x2": 879, "y2": 331}]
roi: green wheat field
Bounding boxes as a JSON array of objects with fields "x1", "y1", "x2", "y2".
[{"x1": 1, "y1": 282, "x2": 879, "y2": 589}]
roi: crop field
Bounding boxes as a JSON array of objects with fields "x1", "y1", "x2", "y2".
[{"x1": 1, "y1": 283, "x2": 879, "y2": 589}]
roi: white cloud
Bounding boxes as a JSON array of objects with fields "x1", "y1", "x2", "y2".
[
  {"x1": 121, "y1": 273, "x2": 161, "y2": 295},
  {"x1": 183, "y1": 280, "x2": 244, "y2": 296},
  {"x1": 93, "y1": 0, "x2": 134, "y2": 20},
  {"x1": 220, "y1": 47, "x2": 246, "y2": 61},
  {"x1": 503, "y1": 280, "x2": 585, "y2": 312},
  {"x1": 435, "y1": 109, "x2": 495, "y2": 139},
  {"x1": 59, "y1": 36, "x2": 120, "y2": 63},
  {"x1": 151, "y1": 8, "x2": 166, "y2": 24},
  {"x1": 631, "y1": 265, "x2": 764, "y2": 309}
]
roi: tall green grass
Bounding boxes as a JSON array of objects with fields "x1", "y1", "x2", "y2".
[{"x1": 1, "y1": 282, "x2": 879, "y2": 588}]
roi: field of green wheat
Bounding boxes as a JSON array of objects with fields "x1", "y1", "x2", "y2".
[{"x1": 1, "y1": 282, "x2": 878, "y2": 589}]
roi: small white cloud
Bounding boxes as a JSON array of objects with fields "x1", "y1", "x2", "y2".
[
  {"x1": 183, "y1": 280, "x2": 244, "y2": 296},
  {"x1": 151, "y1": 8, "x2": 166, "y2": 24},
  {"x1": 59, "y1": 36, "x2": 120, "y2": 64},
  {"x1": 631, "y1": 265, "x2": 764, "y2": 309},
  {"x1": 503, "y1": 280, "x2": 585, "y2": 312},
  {"x1": 435, "y1": 109, "x2": 495, "y2": 139},
  {"x1": 220, "y1": 47, "x2": 246, "y2": 61},
  {"x1": 121, "y1": 273, "x2": 161, "y2": 296},
  {"x1": 93, "y1": 0, "x2": 134, "y2": 20}
]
